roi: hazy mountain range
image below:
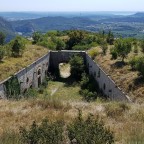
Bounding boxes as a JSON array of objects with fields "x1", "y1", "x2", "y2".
[{"x1": 0, "y1": 12, "x2": 144, "y2": 41}]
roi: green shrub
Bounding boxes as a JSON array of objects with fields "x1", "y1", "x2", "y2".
[
  {"x1": 129, "y1": 56, "x2": 144, "y2": 77},
  {"x1": 80, "y1": 73, "x2": 100, "y2": 101},
  {"x1": 110, "y1": 47, "x2": 117, "y2": 60},
  {"x1": 88, "y1": 49, "x2": 98, "y2": 60},
  {"x1": 0, "y1": 46, "x2": 5, "y2": 61},
  {"x1": 129, "y1": 56, "x2": 139, "y2": 70},
  {"x1": 24, "y1": 88, "x2": 38, "y2": 98},
  {"x1": 69, "y1": 55, "x2": 85, "y2": 80},
  {"x1": 68, "y1": 110, "x2": 114, "y2": 144},
  {"x1": 4, "y1": 76, "x2": 21, "y2": 99},
  {"x1": 80, "y1": 89, "x2": 97, "y2": 101},
  {"x1": 101, "y1": 42, "x2": 108, "y2": 55},
  {"x1": 20, "y1": 118, "x2": 64, "y2": 144},
  {"x1": 11, "y1": 36, "x2": 26, "y2": 57}
]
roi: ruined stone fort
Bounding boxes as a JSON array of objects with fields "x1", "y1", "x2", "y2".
[{"x1": 0, "y1": 51, "x2": 130, "y2": 102}]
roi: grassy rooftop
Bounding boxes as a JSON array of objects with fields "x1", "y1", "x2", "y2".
[{"x1": 0, "y1": 44, "x2": 48, "y2": 82}]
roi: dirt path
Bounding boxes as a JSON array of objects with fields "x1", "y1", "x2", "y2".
[{"x1": 51, "y1": 87, "x2": 59, "y2": 96}]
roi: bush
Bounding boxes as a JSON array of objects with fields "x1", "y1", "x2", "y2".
[
  {"x1": 80, "y1": 89, "x2": 97, "y2": 101},
  {"x1": 68, "y1": 110, "x2": 114, "y2": 144},
  {"x1": 69, "y1": 55, "x2": 85, "y2": 80},
  {"x1": 80, "y1": 73, "x2": 100, "y2": 101},
  {"x1": 11, "y1": 36, "x2": 26, "y2": 57},
  {"x1": 101, "y1": 42, "x2": 108, "y2": 55},
  {"x1": 129, "y1": 56, "x2": 144, "y2": 77},
  {"x1": 88, "y1": 49, "x2": 98, "y2": 60},
  {"x1": 24, "y1": 88, "x2": 38, "y2": 98},
  {"x1": 20, "y1": 118, "x2": 64, "y2": 144},
  {"x1": 129, "y1": 56, "x2": 139, "y2": 70},
  {"x1": 0, "y1": 46, "x2": 5, "y2": 61},
  {"x1": 110, "y1": 48, "x2": 117, "y2": 60}
]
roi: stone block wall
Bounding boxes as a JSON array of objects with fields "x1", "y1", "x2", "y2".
[
  {"x1": 0, "y1": 50, "x2": 130, "y2": 102},
  {"x1": 0, "y1": 53, "x2": 50, "y2": 98},
  {"x1": 86, "y1": 54, "x2": 130, "y2": 102}
]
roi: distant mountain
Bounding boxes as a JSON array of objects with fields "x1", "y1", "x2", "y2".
[
  {"x1": 131, "y1": 12, "x2": 144, "y2": 17},
  {"x1": 11, "y1": 16, "x2": 96, "y2": 35},
  {"x1": 0, "y1": 17, "x2": 15, "y2": 41},
  {"x1": 0, "y1": 12, "x2": 45, "y2": 21},
  {"x1": 99, "y1": 13, "x2": 144, "y2": 23}
]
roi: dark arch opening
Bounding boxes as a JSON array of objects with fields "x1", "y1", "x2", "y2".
[
  {"x1": 26, "y1": 77, "x2": 29, "y2": 83},
  {"x1": 38, "y1": 69, "x2": 41, "y2": 75},
  {"x1": 103, "y1": 83, "x2": 106, "y2": 90}
]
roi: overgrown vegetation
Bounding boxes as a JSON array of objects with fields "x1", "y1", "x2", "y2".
[
  {"x1": 80, "y1": 73, "x2": 100, "y2": 101},
  {"x1": 19, "y1": 111, "x2": 114, "y2": 144},
  {"x1": 20, "y1": 118, "x2": 64, "y2": 144},
  {"x1": 68, "y1": 110, "x2": 114, "y2": 144},
  {"x1": 69, "y1": 54, "x2": 85, "y2": 80},
  {"x1": 4, "y1": 76, "x2": 21, "y2": 99},
  {"x1": 0, "y1": 32, "x2": 48, "y2": 81},
  {"x1": 110, "y1": 38, "x2": 132, "y2": 62}
]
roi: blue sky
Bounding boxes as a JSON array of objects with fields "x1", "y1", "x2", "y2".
[{"x1": 0, "y1": 0, "x2": 143, "y2": 12}]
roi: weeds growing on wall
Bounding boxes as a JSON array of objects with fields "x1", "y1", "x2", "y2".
[{"x1": 4, "y1": 75, "x2": 21, "y2": 99}]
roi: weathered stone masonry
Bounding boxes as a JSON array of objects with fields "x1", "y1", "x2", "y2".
[{"x1": 0, "y1": 50, "x2": 131, "y2": 102}]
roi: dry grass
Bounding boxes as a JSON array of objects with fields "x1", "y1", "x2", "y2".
[
  {"x1": 89, "y1": 46, "x2": 144, "y2": 103},
  {"x1": 0, "y1": 80, "x2": 144, "y2": 143},
  {"x1": 1, "y1": 96, "x2": 144, "y2": 143},
  {"x1": 0, "y1": 44, "x2": 48, "y2": 81}
]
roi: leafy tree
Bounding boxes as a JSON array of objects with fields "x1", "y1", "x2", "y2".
[
  {"x1": 110, "y1": 48, "x2": 118, "y2": 60},
  {"x1": 55, "y1": 38, "x2": 66, "y2": 50},
  {"x1": 0, "y1": 32, "x2": 6, "y2": 45},
  {"x1": 68, "y1": 110, "x2": 114, "y2": 144},
  {"x1": 107, "y1": 31, "x2": 114, "y2": 45},
  {"x1": 67, "y1": 30, "x2": 86, "y2": 49},
  {"x1": 11, "y1": 36, "x2": 25, "y2": 57},
  {"x1": 129, "y1": 56, "x2": 144, "y2": 77},
  {"x1": 140, "y1": 39, "x2": 144, "y2": 53},
  {"x1": 101, "y1": 41, "x2": 108, "y2": 55},
  {"x1": 0, "y1": 46, "x2": 5, "y2": 61},
  {"x1": 112, "y1": 38, "x2": 132, "y2": 62},
  {"x1": 32, "y1": 32, "x2": 43, "y2": 44},
  {"x1": 69, "y1": 55, "x2": 85, "y2": 80},
  {"x1": 80, "y1": 73, "x2": 99, "y2": 101}
]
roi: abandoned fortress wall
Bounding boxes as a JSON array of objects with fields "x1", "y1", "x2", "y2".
[
  {"x1": 85, "y1": 54, "x2": 130, "y2": 102},
  {"x1": 0, "y1": 50, "x2": 130, "y2": 102},
  {"x1": 0, "y1": 53, "x2": 50, "y2": 98},
  {"x1": 50, "y1": 51, "x2": 130, "y2": 102}
]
